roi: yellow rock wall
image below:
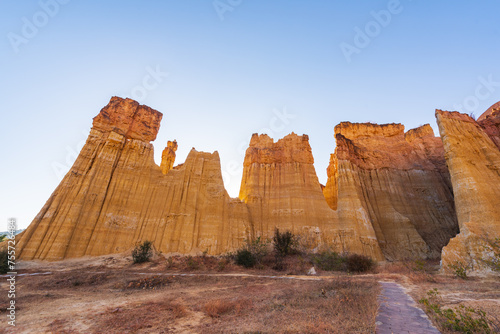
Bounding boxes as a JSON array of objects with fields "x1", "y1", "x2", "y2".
[
  {"x1": 17, "y1": 97, "x2": 249, "y2": 260},
  {"x1": 17, "y1": 96, "x2": 464, "y2": 263},
  {"x1": 436, "y1": 109, "x2": 500, "y2": 272},
  {"x1": 239, "y1": 133, "x2": 384, "y2": 260}
]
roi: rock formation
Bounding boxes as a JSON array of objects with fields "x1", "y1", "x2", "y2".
[
  {"x1": 17, "y1": 97, "x2": 249, "y2": 260},
  {"x1": 324, "y1": 122, "x2": 459, "y2": 260},
  {"x1": 436, "y1": 107, "x2": 500, "y2": 272},
  {"x1": 239, "y1": 133, "x2": 384, "y2": 260},
  {"x1": 160, "y1": 140, "x2": 178, "y2": 174},
  {"x1": 17, "y1": 96, "x2": 467, "y2": 263}
]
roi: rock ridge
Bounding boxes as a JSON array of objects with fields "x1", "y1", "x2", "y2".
[{"x1": 436, "y1": 107, "x2": 500, "y2": 273}]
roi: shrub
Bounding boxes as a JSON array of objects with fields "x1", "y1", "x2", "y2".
[
  {"x1": 186, "y1": 256, "x2": 200, "y2": 270},
  {"x1": 0, "y1": 249, "x2": 8, "y2": 274},
  {"x1": 132, "y1": 240, "x2": 153, "y2": 264},
  {"x1": 247, "y1": 237, "x2": 269, "y2": 262},
  {"x1": 419, "y1": 289, "x2": 494, "y2": 333},
  {"x1": 235, "y1": 249, "x2": 256, "y2": 268},
  {"x1": 273, "y1": 228, "x2": 297, "y2": 257},
  {"x1": 345, "y1": 253, "x2": 375, "y2": 273},
  {"x1": 203, "y1": 299, "x2": 235, "y2": 318},
  {"x1": 313, "y1": 250, "x2": 346, "y2": 271},
  {"x1": 483, "y1": 238, "x2": 500, "y2": 272},
  {"x1": 234, "y1": 237, "x2": 269, "y2": 268},
  {"x1": 217, "y1": 259, "x2": 228, "y2": 272},
  {"x1": 313, "y1": 251, "x2": 375, "y2": 273},
  {"x1": 448, "y1": 261, "x2": 468, "y2": 279}
]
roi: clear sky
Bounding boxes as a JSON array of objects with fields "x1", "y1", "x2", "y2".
[{"x1": 1, "y1": 1, "x2": 499, "y2": 231}]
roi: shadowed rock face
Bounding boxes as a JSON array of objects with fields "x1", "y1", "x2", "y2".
[
  {"x1": 17, "y1": 97, "x2": 249, "y2": 260},
  {"x1": 436, "y1": 108, "x2": 500, "y2": 273},
  {"x1": 324, "y1": 122, "x2": 459, "y2": 260}
]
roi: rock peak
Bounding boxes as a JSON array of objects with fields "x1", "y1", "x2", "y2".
[
  {"x1": 478, "y1": 101, "x2": 500, "y2": 121},
  {"x1": 245, "y1": 132, "x2": 313, "y2": 165},
  {"x1": 335, "y1": 122, "x2": 404, "y2": 139},
  {"x1": 404, "y1": 124, "x2": 435, "y2": 142},
  {"x1": 92, "y1": 96, "x2": 163, "y2": 142}
]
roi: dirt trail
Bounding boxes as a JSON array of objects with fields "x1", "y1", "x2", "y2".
[{"x1": 376, "y1": 281, "x2": 440, "y2": 334}]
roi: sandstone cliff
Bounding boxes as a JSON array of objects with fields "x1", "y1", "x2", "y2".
[
  {"x1": 239, "y1": 133, "x2": 385, "y2": 260},
  {"x1": 17, "y1": 97, "x2": 249, "y2": 260},
  {"x1": 436, "y1": 108, "x2": 500, "y2": 272},
  {"x1": 17, "y1": 96, "x2": 466, "y2": 263},
  {"x1": 324, "y1": 122, "x2": 458, "y2": 260}
]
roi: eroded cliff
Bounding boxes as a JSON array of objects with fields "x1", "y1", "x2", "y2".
[
  {"x1": 436, "y1": 108, "x2": 500, "y2": 272},
  {"x1": 17, "y1": 96, "x2": 466, "y2": 263},
  {"x1": 324, "y1": 122, "x2": 459, "y2": 260},
  {"x1": 239, "y1": 133, "x2": 385, "y2": 260},
  {"x1": 17, "y1": 97, "x2": 249, "y2": 260}
]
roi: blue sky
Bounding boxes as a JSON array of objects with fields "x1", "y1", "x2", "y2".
[{"x1": 1, "y1": 0, "x2": 499, "y2": 230}]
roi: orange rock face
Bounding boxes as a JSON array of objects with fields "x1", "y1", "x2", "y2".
[
  {"x1": 160, "y1": 140, "x2": 178, "y2": 174},
  {"x1": 92, "y1": 96, "x2": 162, "y2": 141},
  {"x1": 239, "y1": 133, "x2": 385, "y2": 260},
  {"x1": 436, "y1": 108, "x2": 500, "y2": 273},
  {"x1": 324, "y1": 122, "x2": 458, "y2": 260},
  {"x1": 17, "y1": 97, "x2": 249, "y2": 260},
  {"x1": 17, "y1": 96, "x2": 465, "y2": 263}
]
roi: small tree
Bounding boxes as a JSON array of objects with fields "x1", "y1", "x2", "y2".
[
  {"x1": 273, "y1": 228, "x2": 297, "y2": 257},
  {"x1": 132, "y1": 240, "x2": 153, "y2": 263}
]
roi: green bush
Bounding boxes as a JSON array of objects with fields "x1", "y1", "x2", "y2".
[
  {"x1": 313, "y1": 250, "x2": 346, "y2": 271},
  {"x1": 186, "y1": 256, "x2": 200, "y2": 270},
  {"x1": 419, "y1": 289, "x2": 493, "y2": 333},
  {"x1": 313, "y1": 251, "x2": 375, "y2": 273},
  {"x1": 235, "y1": 249, "x2": 256, "y2": 268},
  {"x1": 0, "y1": 249, "x2": 8, "y2": 274},
  {"x1": 345, "y1": 253, "x2": 375, "y2": 273},
  {"x1": 273, "y1": 229, "x2": 297, "y2": 257},
  {"x1": 234, "y1": 237, "x2": 269, "y2": 268},
  {"x1": 448, "y1": 261, "x2": 468, "y2": 279},
  {"x1": 132, "y1": 240, "x2": 153, "y2": 264},
  {"x1": 247, "y1": 237, "x2": 269, "y2": 262}
]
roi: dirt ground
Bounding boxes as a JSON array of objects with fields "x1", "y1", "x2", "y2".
[{"x1": 0, "y1": 254, "x2": 499, "y2": 333}]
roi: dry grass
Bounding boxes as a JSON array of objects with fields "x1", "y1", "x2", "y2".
[
  {"x1": 199, "y1": 277, "x2": 380, "y2": 334},
  {"x1": 405, "y1": 273, "x2": 500, "y2": 333},
  {"x1": 203, "y1": 298, "x2": 252, "y2": 318},
  {"x1": 4, "y1": 255, "x2": 499, "y2": 333},
  {"x1": 2, "y1": 259, "x2": 379, "y2": 334},
  {"x1": 377, "y1": 259, "x2": 441, "y2": 283},
  {"x1": 92, "y1": 300, "x2": 188, "y2": 333}
]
